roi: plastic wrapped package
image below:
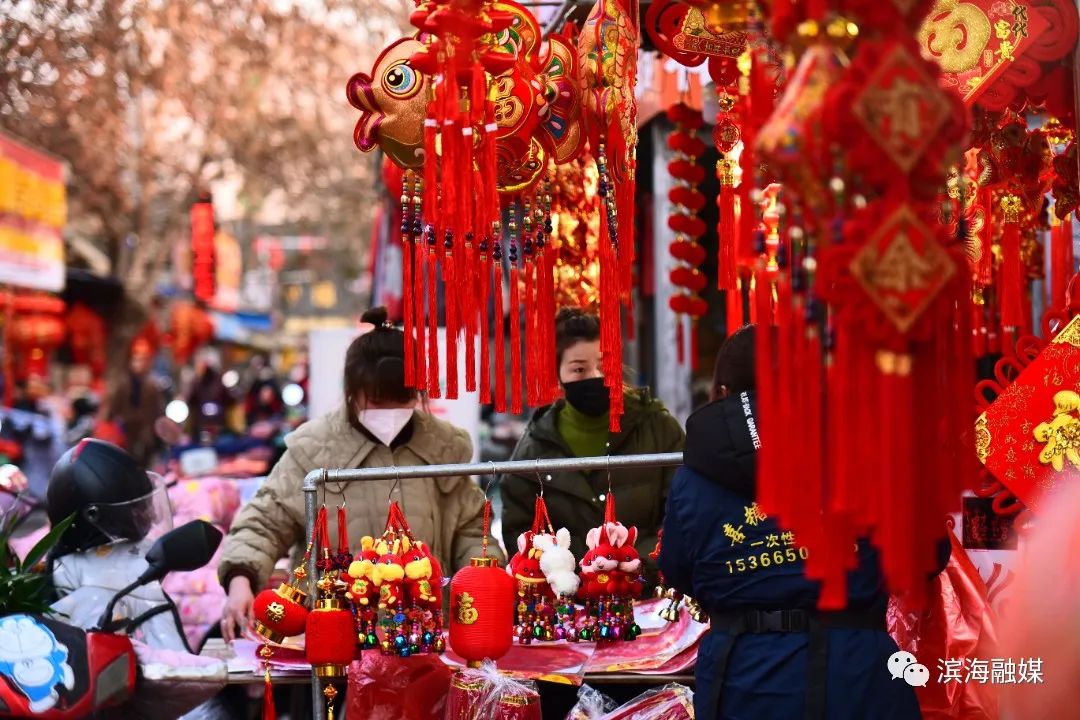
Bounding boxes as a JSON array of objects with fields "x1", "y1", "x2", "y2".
[
  {"x1": 566, "y1": 683, "x2": 694, "y2": 720},
  {"x1": 444, "y1": 662, "x2": 542, "y2": 720},
  {"x1": 346, "y1": 652, "x2": 452, "y2": 720},
  {"x1": 887, "y1": 530, "x2": 999, "y2": 719}
]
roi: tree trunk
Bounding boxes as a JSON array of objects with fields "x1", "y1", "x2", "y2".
[{"x1": 102, "y1": 294, "x2": 149, "y2": 417}]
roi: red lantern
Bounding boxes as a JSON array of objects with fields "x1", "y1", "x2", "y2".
[
  {"x1": 253, "y1": 583, "x2": 308, "y2": 644},
  {"x1": 305, "y1": 598, "x2": 356, "y2": 678},
  {"x1": 449, "y1": 557, "x2": 516, "y2": 667}
]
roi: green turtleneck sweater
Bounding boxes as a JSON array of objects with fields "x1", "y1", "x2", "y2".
[{"x1": 556, "y1": 402, "x2": 611, "y2": 458}]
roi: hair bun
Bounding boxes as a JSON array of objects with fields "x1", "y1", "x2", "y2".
[{"x1": 361, "y1": 307, "x2": 390, "y2": 327}]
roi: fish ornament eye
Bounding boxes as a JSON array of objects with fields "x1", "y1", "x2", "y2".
[{"x1": 382, "y1": 62, "x2": 419, "y2": 99}]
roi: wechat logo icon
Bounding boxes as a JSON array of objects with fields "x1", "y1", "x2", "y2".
[{"x1": 888, "y1": 650, "x2": 929, "y2": 687}]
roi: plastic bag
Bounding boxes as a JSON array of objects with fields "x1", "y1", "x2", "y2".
[
  {"x1": 565, "y1": 685, "x2": 618, "y2": 719},
  {"x1": 346, "y1": 652, "x2": 451, "y2": 720},
  {"x1": 566, "y1": 684, "x2": 694, "y2": 720},
  {"x1": 444, "y1": 662, "x2": 541, "y2": 720},
  {"x1": 887, "y1": 530, "x2": 999, "y2": 719}
]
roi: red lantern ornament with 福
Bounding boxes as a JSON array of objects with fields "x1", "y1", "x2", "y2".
[{"x1": 449, "y1": 500, "x2": 516, "y2": 667}]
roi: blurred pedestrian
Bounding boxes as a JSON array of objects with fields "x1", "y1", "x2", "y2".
[{"x1": 105, "y1": 339, "x2": 165, "y2": 467}]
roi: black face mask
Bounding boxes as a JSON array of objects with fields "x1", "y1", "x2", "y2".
[{"x1": 563, "y1": 377, "x2": 611, "y2": 417}]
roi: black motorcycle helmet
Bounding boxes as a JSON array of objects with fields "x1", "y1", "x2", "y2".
[{"x1": 47, "y1": 439, "x2": 160, "y2": 556}]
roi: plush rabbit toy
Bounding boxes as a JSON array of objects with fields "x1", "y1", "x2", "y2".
[{"x1": 534, "y1": 528, "x2": 580, "y2": 598}]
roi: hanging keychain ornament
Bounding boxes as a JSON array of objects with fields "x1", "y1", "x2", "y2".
[{"x1": 577, "y1": 490, "x2": 642, "y2": 642}]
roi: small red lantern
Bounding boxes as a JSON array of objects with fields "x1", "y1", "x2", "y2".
[
  {"x1": 305, "y1": 598, "x2": 356, "y2": 678},
  {"x1": 253, "y1": 583, "x2": 308, "y2": 644},
  {"x1": 449, "y1": 557, "x2": 516, "y2": 667}
]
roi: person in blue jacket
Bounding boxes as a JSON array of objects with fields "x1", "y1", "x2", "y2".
[{"x1": 660, "y1": 325, "x2": 941, "y2": 720}]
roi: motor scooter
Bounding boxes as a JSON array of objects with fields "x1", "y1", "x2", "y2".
[{"x1": 0, "y1": 519, "x2": 223, "y2": 718}]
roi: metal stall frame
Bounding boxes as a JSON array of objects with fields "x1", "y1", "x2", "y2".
[{"x1": 300, "y1": 451, "x2": 684, "y2": 720}]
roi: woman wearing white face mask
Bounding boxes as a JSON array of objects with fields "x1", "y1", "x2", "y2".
[{"x1": 218, "y1": 307, "x2": 497, "y2": 643}]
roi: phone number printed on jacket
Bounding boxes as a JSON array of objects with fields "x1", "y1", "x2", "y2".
[{"x1": 722, "y1": 503, "x2": 808, "y2": 576}]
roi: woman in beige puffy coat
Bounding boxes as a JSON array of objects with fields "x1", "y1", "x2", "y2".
[{"x1": 218, "y1": 308, "x2": 497, "y2": 642}]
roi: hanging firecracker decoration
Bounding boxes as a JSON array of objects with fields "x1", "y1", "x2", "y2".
[
  {"x1": 666, "y1": 102, "x2": 708, "y2": 367},
  {"x1": 754, "y1": 2, "x2": 974, "y2": 607},
  {"x1": 449, "y1": 499, "x2": 516, "y2": 666},
  {"x1": 577, "y1": 493, "x2": 642, "y2": 642},
  {"x1": 507, "y1": 496, "x2": 580, "y2": 643},
  {"x1": 445, "y1": 661, "x2": 542, "y2": 720}
]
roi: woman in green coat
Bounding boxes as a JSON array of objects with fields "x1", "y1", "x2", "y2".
[{"x1": 498, "y1": 308, "x2": 685, "y2": 583}]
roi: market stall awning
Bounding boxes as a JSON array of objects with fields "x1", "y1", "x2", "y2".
[{"x1": 210, "y1": 310, "x2": 273, "y2": 343}]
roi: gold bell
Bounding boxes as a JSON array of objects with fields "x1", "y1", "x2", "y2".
[
  {"x1": 659, "y1": 598, "x2": 682, "y2": 623},
  {"x1": 686, "y1": 597, "x2": 710, "y2": 624}
]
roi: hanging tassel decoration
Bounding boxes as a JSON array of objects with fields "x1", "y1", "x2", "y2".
[
  {"x1": 523, "y1": 200, "x2": 539, "y2": 407},
  {"x1": 999, "y1": 193, "x2": 1024, "y2": 331},
  {"x1": 493, "y1": 229, "x2": 507, "y2": 413},
  {"x1": 1051, "y1": 213, "x2": 1074, "y2": 310},
  {"x1": 508, "y1": 202, "x2": 524, "y2": 415},
  {"x1": 260, "y1": 645, "x2": 277, "y2": 720},
  {"x1": 413, "y1": 214, "x2": 428, "y2": 395},
  {"x1": 402, "y1": 170, "x2": 416, "y2": 386},
  {"x1": 426, "y1": 226, "x2": 442, "y2": 398},
  {"x1": 445, "y1": 229, "x2": 460, "y2": 399},
  {"x1": 479, "y1": 234, "x2": 492, "y2": 404}
]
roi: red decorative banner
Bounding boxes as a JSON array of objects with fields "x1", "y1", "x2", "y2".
[
  {"x1": 919, "y1": 0, "x2": 1049, "y2": 105},
  {"x1": 976, "y1": 315, "x2": 1080, "y2": 509},
  {"x1": 190, "y1": 199, "x2": 216, "y2": 304}
]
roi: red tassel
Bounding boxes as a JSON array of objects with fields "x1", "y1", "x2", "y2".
[
  {"x1": 427, "y1": 249, "x2": 441, "y2": 399},
  {"x1": 999, "y1": 216, "x2": 1024, "y2": 330},
  {"x1": 717, "y1": 176, "x2": 738, "y2": 290},
  {"x1": 480, "y1": 244, "x2": 492, "y2": 404},
  {"x1": 510, "y1": 264, "x2": 523, "y2": 414},
  {"x1": 522, "y1": 250, "x2": 535, "y2": 407},
  {"x1": 413, "y1": 231, "x2": 428, "y2": 394},
  {"x1": 403, "y1": 229, "x2": 415, "y2": 387},
  {"x1": 1051, "y1": 216, "x2": 1074, "y2": 310},
  {"x1": 493, "y1": 257, "x2": 507, "y2": 413},
  {"x1": 754, "y1": 270, "x2": 777, "y2": 514},
  {"x1": 445, "y1": 246, "x2": 459, "y2": 399},
  {"x1": 464, "y1": 236, "x2": 477, "y2": 394},
  {"x1": 263, "y1": 667, "x2": 277, "y2": 720},
  {"x1": 976, "y1": 187, "x2": 994, "y2": 285}
]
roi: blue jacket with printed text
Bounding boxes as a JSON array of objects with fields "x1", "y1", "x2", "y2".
[{"x1": 660, "y1": 391, "x2": 932, "y2": 720}]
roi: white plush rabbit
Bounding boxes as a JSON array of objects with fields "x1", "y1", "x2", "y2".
[{"x1": 534, "y1": 527, "x2": 581, "y2": 597}]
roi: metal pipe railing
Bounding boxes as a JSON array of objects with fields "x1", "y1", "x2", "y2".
[{"x1": 301, "y1": 451, "x2": 684, "y2": 719}]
